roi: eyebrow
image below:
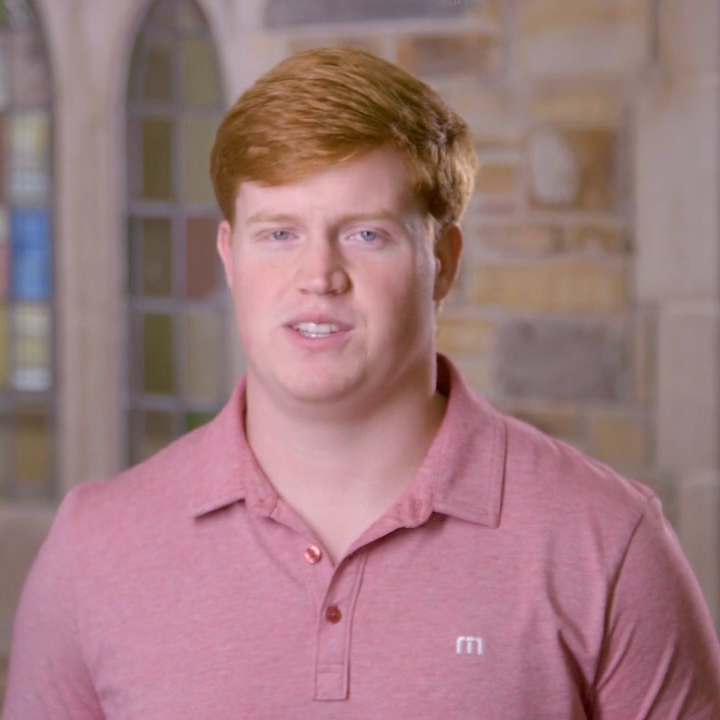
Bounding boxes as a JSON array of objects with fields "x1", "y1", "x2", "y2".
[{"x1": 244, "y1": 210, "x2": 407, "y2": 226}]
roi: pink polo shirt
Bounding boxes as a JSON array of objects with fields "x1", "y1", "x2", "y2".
[{"x1": 5, "y1": 356, "x2": 720, "y2": 718}]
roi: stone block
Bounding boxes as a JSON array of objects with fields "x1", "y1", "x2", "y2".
[
  {"x1": 0, "y1": 503, "x2": 54, "y2": 655},
  {"x1": 474, "y1": 131, "x2": 524, "y2": 151},
  {"x1": 436, "y1": 315, "x2": 494, "y2": 356},
  {"x1": 476, "y1": 223, "x2": 563, "y2": 258},
  {"x1": 636, "y1": 85, "x2": 720, "y2": 302},
  {"x1": 287, "y1": 35, "x2": 384, "y2": 56},
  {"x1": 632, "y1": 469, "x2": 677, "y2": 527},
  {"x1": 497, "y1": 318, "x2": 629, "y2": 402},
  {"x1": 434, "y1": 82, "x2": 512, "y2": 130},
  {"x1": 633, "y1": 304, "x2": 656, "y2": 407},
  {"x1": 474, "y1": 162, "x2": 517, "y2": 197},
  {"x1": 396, "y1": 34, "x2": 498, "y2": 77},
  {"x1": 588, "y1": 411, "x2": 650, "y2": 465},
  {"x1": 520, "y1": 0, "x2": 647, "y2": 31},
  {"x1": 677, "y1": 471, "x2": 720, "y2": 631},
  {"x1": 657, "y1": 309, "x2": 720, "y2": 469},
  {"x1": 519, "y1": 0, "x2": 647, "y2": 77},
  {"x1": 495, "y1": 401, "x2": 585, "y2": 448},
  {"x1": 529, "y1": 129, "x2": 618, "y2": 212},
  {"x1": 472, "y1": 261, "x2": 629, "y2": 314},
  {"x1": 662, "y1": 0, "x2": 720, "y2": 73},
  {"x1": 453, "y1": 357, "x2": 494, "y2": 394},
  {"x1": 266, "y1": 0, "x2": 465, "y2": 26},
  {"x1": 566, "y1": 224, "x2": 630, "y2": 255},
  {"x1": 530, "y1": 87, "x2": 623, "y2": 126}
]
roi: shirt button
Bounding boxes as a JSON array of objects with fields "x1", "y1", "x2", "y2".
[
  {"x1": 325, "y1": 605, "x2": 342, "y2": 624},
  {"x1": 304, "y1": 544, "x2": 322, "y2": 564}
]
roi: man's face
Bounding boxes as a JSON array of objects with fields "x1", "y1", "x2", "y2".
[{"x1": 217, "y1": 147, "x2": 459, "y2": 411}]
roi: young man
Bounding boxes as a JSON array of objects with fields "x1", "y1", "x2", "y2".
[{"x1": 5, "y1": 48, "x2": 720, "y2": 718}]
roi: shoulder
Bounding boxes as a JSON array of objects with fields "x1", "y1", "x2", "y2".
[
  {"x1": 56, "y1": 422, "x2": 214, "y2": 554},
  {"x1": 483, "y1": 406, "x2": 659, "y2": 573},
  {"x1": 500, "y1": 409, "x2": 654, "y2": 515}
]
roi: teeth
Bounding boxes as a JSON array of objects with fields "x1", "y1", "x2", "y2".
[{"x1": 294, "y1": 322, "x2": 340, "y2": 338}]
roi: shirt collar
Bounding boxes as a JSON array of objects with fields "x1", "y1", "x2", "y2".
[
  {"x1": 417, "y1": 354, "x2": 506, "y2": 528},
  {"x1": 188, "y1": 380, "x2": 274, "y2": 518},
  {"x1": 189, "y1": 354, "x2": 506, "y2": 529}
]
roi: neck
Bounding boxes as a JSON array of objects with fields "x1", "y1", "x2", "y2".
[{"x1": 244, "y1": 364, "x2": 447, "y2": 563}]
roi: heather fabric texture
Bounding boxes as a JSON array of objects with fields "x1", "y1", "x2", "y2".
[{"x1": 5, "y1": 356, "x2": 720, "y2": 718}]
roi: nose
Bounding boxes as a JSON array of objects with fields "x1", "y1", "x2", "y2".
[{"x1": 296, "y1": 235, "x2": 350, "y2": 296}]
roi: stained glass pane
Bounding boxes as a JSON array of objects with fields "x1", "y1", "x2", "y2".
[
  {"x1": 10, "y1": 112, "x2": 50, "y2": 203},
  {"x1": 182, "y1": 38, "x2": 220, "y2": 107},
  {"x1": 142, "y1": 217, "x2": 172, "y2": 297},
  {"x1": 0, "y1": 242, "x2": 7, "y2": 299},
  {"x1": 143, "y1": 312, "x2": 174, "y2": 394},
  {"x1": 185, "y1": 411, "x2": 214, "y2": 432},
  {"x1": 15, "y1": 402, "x2": 49, "y2": 485},
  {"x1": 184, "y1": 312, "x2": 221, "y2": 403},
  {"x1": 128, "y1": 0, "x2": 224, "y2": 465},
  {"x1": 0, "y1": 50, "x2": 9, "y2": 109},
  {"x1": 127, "y1": 37, "x2": 142, "y2": 102},
  {"x1": 142, "y1": 117, "x2": 173, "y2": 200},
  {"x1": 0, "y1": 416, "x2": 7, "y2": 474},
  {"x1": 143, "y1": 40, "x2": 173, "y2": 103},
  {"x1": 12, "y1": 31, "x2": 50, "y2": 107},
  {"x1": 142, "y1": 410, "x2": 174, "y2": 459},
  {"x1": 12, "y1": 302, "x2": 51, "y2": 391},
  {"x1": 186, "y1": 217, "x2": 216, "y2": 298},
  {"x1": 0, "y1": 114, "x2": 6, "y2": 201},
  {"x1": 0, "y1": 206, "x2": 8, "y2": 242},
  {"x1": 6, "y1": 1, "x2": 32, "y2": 31},
  {"x1": 183, "y1": 117, "x2": 215, "y2": 204},
  {"x1": 1, "y1": 0, "x2": 55, "y2": 496},
  {"x1": 11, "y1": 208, "x2": 51, "y2": 300},
  {"x1": 0, "y1": 303, "x2": 7, "y2": 387},
  {"x1": 126, "y1": 218, "x2": 136, "y2": 295}
]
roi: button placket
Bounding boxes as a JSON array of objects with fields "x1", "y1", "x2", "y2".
[{"x1": 314, "y1": 551, "x2": 369, "y2": 701}]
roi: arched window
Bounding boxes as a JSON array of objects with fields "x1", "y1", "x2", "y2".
[
  {"x1": 126, "y1": 0, "x2": 227, "y2": 466},
  {"x1": 0, "y1": 0, "x2": 54, "y2": 499}
]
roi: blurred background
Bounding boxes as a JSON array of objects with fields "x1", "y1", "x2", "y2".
[{"x1": 0, "y1": 0, "x2": 718, "y2": 699}]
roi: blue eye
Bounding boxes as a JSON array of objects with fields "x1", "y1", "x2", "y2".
[
  {"x1": 358, "y1": 230, "x2": 378, "y2": 242},
  {"x1": 271, "y1": 230, "x2": 291, "y2": 241}
]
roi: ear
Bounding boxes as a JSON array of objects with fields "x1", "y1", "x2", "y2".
[
  {"x1": 433, "y1": 223, "x2": 463, "y2": 304},
  {"x1": 216, "y1": 220, "x2": 234, "y2": 289}
]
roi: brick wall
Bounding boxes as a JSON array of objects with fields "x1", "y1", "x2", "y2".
[{"x1": 263, "y1": 0, "x2": 669, "y2": 514}]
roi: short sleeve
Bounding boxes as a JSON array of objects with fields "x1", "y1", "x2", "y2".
[
  {"x1": 592, "y1": 497, "x2": 720, "y2": 718},
  {"x1": 2, "y1": 487, "x2": 103, "y2": 719}
]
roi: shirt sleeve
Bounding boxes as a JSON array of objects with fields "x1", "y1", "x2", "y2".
[
  {"x1": 592, "y1": 496, "x2": 720, "y2": 719},
  {"x1": 2, "y1": 487, "x2": 104, "y2": 719}
]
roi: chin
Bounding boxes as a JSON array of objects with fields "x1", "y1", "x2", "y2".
[{"x1": 283, "y1": 376, "x2": 359, "y2": 404}]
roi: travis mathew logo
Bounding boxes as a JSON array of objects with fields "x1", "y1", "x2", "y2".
[{"x1": 456, "y1": 636, "x2": 484, "y2": 655}]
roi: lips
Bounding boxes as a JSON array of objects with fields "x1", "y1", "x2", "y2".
[{"x1": 285, "y1": 313, "x2": 353, "y2": 331}]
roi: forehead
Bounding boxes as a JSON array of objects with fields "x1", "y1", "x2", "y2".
[{"x1": 234, "y1": 147, "x2": 420, "y2": 222}]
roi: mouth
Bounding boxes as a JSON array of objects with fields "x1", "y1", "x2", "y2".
[{"x1": 292, "y1": 321, "x2": 343, "y2": 339}]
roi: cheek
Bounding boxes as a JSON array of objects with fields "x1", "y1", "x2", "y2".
[{"x1": 374, "y1": 270, "x2": 433, "y2": 327}]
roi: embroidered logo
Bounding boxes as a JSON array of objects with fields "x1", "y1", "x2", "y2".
[{"x1": 456, "y1": 636, "x2": 484, "y2": 655}]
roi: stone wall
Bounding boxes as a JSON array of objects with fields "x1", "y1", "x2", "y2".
[
  {"x1": 263, "y1": 0, "x2": 664, "y2": 501},
  {"x1": 245, "y1": 0, "x2": 720, "y2": 625},
  {"x1": 1, "y1": 0, "x2": 719, "y2": 675}
]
